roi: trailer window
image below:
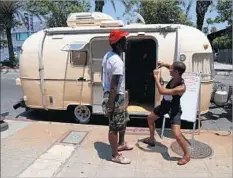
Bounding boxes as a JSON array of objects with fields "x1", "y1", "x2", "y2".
[
  {"x1": 70, "y1": 51, "x2": 87, "y2": 66},
  {"x1": 192, "y1": 53, "x2": 214, "y2": 81}
]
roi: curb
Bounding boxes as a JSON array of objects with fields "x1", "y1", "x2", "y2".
[
  {"x1": 0, "y1": 68, "x2": 232, "y2": 75},
  {"x1": 1, "y1": 69, "x2": 19, "y2": 73}
]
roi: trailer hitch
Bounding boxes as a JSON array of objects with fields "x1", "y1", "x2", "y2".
[{"x1": 13, "y1": 99, "x2": 26, "y2": 110}]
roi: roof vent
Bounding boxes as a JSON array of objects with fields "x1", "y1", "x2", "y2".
[{"x1": 67, "y1": 12, "x2": 114, "y2": 27}]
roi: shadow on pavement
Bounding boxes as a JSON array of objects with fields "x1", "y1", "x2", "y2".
[
  {"x1": 135, "y1": 141, "x2": 180, "y2": 161},
  {"x1": 13, "y1": 108, "x2": 203, "y2": 130},
  {"x1": 15, "y1": 109, "x2": 111, "y2": 125},
  {"x1": 94, "y1": 141, "x2": 111, "y2": 161},
  {"x1": 16, "y1": 109, "x2": 74, "y2": 123},
  {"x1": 204, "y1": 103, "x2": 232, "y2": 123},
  {"x1": 156, "y1": 129, "x2": 176, "y2": 139}
]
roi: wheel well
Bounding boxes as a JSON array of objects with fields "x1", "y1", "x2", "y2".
[{"x1": 67, "y1": 105, "x2": 92, "y2": 112}]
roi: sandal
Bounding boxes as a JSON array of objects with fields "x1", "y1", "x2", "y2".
[
  {"x1": 177, "y1": 156, "x2": 191, "y2": 165},
  {"x1": 112, "y1": 153, "x2": 131, "y2": 164},
  {"x1": 138, "y1": 137, "x2": 156, "y2": 147},
  {"x1": 118, "y1": 142, "x2": 134, "y2": 151}
]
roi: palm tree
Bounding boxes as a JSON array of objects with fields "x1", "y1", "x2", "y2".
[
  {"x1": 0, "y1": 39, "x2": 7, "y2": 49},
  {"x1": 0, "y1": 1, "x2": 25, "y2": 65},
  {"x1": 196, "y1": 0, "x2": 212, "y2": 30},
  {"x1": 94, "y1": 0, "x2": 128, "y2": 13},
  {"x1": 95, "y1": 0, "x2": 105, "y2": 12}
]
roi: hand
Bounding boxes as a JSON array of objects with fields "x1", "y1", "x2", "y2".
[
  {"x1": 158, "y1": 61, "x2": 164, "y2": 68},
  {"x1": 104, "y1": 111, "x2": 111, "y2": 118},
  {"x1": 104, "y1": 108, "x2": 113, "y2": 117},
  {"x1": 153, "y1": 69, "x2": 160, "y2": 79}
]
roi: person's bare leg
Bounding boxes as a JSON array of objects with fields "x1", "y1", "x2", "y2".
[
  {"x1": 172, "y1": 125, "x2": 190, "y2": 165},
  {"x1": 118, "y1": 124, "x2": 134, "y2": 151},
  {"x1": 108, "y1": 132, "x2": 118, "y2": 156},
  {"x1": 147, "y1": 112, "x2": 159, "y2": 140},
  {"x1": 119, "y1": 91, "x2": 128, "y2": 145},
  {"x1": 118, "y1": 129, "x2": 125, "y2": 145},
  {"x1": 140, "y1": 112, "x2": 159, "y2": 146},
  {"x1": 118, "y1": 90, "x2": 133, "y2": 151},
  {"x1": 109, "y1": 131, "x2": 131, "y2": 164}
]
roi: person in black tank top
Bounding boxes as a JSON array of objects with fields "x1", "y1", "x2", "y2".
[{"x1": 140, "y1": 61, "x2": 191, "y2": 165}]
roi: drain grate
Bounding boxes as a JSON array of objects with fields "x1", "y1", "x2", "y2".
[
  {"x1": 171, "y1": 139, "x2": 213, "y2": 159},
  {"x1": 61, "y1": 131, "x2": 88, "y2": 145}
]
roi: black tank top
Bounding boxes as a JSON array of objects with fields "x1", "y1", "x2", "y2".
[{"x1": 161, "y1": 78, "x2": 185, "y2": 114}]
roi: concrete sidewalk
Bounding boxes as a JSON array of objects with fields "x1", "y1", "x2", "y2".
[{"x1": 1, "y1": 119, "x2": 232, "y2": 177}]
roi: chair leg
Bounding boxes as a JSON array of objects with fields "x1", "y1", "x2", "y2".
[
  {"x1": 191, "y1": 121, "x2": 197, "y2": 147},
  {"x1": 161, "y1": 116, "x2": 166, "y2": 139}
]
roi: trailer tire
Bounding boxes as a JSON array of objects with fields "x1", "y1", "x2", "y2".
[{"x1": 71, "y1": 105, "x2": 92, "y2": 124}]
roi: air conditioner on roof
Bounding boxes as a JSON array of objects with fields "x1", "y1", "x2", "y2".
[{"x1": 67, "y1": 12, "x2": 114, "y2": 27}]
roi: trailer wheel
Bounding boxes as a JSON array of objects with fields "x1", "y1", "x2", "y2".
[{"x1": 73, "y1": 105, "x2": 91, "y2": 124}]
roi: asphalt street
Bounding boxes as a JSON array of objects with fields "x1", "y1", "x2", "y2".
[
  {"x1": 1, "y1": 72, "x2": 25, "y2": 118},
  {"x1": 1, "y1": 71, "x2": 232, "y2": 131}
]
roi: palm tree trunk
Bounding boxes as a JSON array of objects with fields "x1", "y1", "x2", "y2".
[
  {"x1": 95, "y1": 0, "x2": 104, "y2": 12},
  {"x1": 196, "y1": 1, "x2": 212, "y2": 31},
  {"x1": 6, "y1": 27, "x2": 15, "y2": 65}
]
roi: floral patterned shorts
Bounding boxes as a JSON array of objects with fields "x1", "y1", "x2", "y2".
[{"x1": 102, "y1": 92, "x2": 130, "y2": 133}]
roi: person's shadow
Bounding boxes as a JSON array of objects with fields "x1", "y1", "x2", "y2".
[
  {"x1": 94, "y1": 141, "x2": 112, "y2": 161},
  {"x1": 135, "y1": 140, "x2": 180, "y2": 161},
  {"x1": 94, "y1": 141, "x2": 180, "y2": 162}
]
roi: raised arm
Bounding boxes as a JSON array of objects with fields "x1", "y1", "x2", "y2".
[
  {"x1": 153, "y1": 69, "x2": 186, "y2": 96},
  {"x1": 156, "y1": 81, "x2": 186, "y2": 96},
  {"x1": 158, "y1": 61, "x2": 171, "y2": 70}
]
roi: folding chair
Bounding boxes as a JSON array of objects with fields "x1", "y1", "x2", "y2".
[{"x1": 160, "y1": 114, "x2": 170, "y2": 139}]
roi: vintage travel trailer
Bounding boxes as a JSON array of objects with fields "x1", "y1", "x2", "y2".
[{"x1": 15, "y1": 12, "x2": 214, "y2": 123}]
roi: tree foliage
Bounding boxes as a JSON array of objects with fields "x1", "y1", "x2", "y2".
[
  {"x1": 215, "y1": 0, "x2": 232, "y2": 25},
  {"x1": 207, "y1": 0, "x2": 232, "y2": 49},
  {"x1": 212, "y1": 35, "x2": 232, "y2": 49},
  {"x1": 25, "y1": 0, "x2": 90, "y2": 27},
  {"x1": 208, "y1": 0, "x2": 232, "y2": 26},
  {"x1": 0, "y1": 1, "x2": 24, "y2": 31},
  {"x1": 136, "y1": 0, "x2": 193, "y2": 26},
  {"x1": 0, "y1": 1, "x2": 25, "y2": 64}
]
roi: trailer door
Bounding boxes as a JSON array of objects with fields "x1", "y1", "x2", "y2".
[
  {"x1": 61, "y1": 42, "x2": 91, "y2": 108},
  {"x1": 90, "y1": 36, "x2": 111, "y2": 114}
]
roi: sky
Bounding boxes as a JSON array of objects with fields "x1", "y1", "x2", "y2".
[{"x1": 89, "y1": 0, "x2": 228, "y2": 32}]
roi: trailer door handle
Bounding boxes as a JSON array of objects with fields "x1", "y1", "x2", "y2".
[{"x1": 77, "y1": 77, "x2": 86, "y2": 81}]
